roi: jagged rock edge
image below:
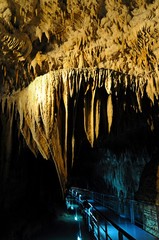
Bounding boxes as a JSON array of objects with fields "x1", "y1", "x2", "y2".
[{"x1": 1, "y1": 67, "x2": 159, "y2": 194}]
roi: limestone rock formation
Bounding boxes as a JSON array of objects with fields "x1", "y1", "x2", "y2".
[{"x1": 1, "y1": 0, "x2": 159, "y2": 207}]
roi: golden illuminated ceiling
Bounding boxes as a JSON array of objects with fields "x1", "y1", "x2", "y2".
[
  {"x1": 0, "y1": 0, "x2": 159, "y2": 76},
  {"x1": 1, "y1": 0, "x2": 159, "y2": 195}
]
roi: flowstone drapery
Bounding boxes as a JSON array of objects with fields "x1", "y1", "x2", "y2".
[{"x1": 1, "y1": 67, "x2": 159, "y2": 194}]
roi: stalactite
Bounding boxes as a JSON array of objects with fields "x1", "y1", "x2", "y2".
[
  {"x1": 95, "y1": 97, "x2": 101, "y2": 141},
  {"x1": 83, "y1": 88, "x2": 96, "y2": 147},
  {"x1": 70, "y1": 69, "x2": 82, "y2": 167},
  {"x1": 13, "y1": 72, "x2": 67, "y2": 194},
  {"x1": 1, "y1": 67, "x2": 159, "y2": 195},
  {"x1": 4, "y1": 66, "x2": 6, "y2": 77},
  {"x1": 105, "y1": 69, "x2": 112, "y2": 94},
  {"x1": 1, "y1": 97, "x2": 7, "y2": 114},
  {"x1": 6, "y1": 100, "x2": 15, "y2": 161},
  {"x1": 136, "y1": 91, "x2": 142, "y2": 112},
  {"x1": 62, "y1": 71, "x2": 69, "y2": 172},
  {"x1": 146, "y1": 75, "x2": 156, "y2": 104},
  {"x1": 107, "y1": 94, "x2": 113, "y2": 133},
  {"x1": 0, "y1": 21, "x2": 32, "y2": 61},
  {"x1": 0, "y1": 96, "x2": 17, "y2": 184}
]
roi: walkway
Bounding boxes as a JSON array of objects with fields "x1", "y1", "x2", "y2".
[
  {"x1": 33, "y1": 204, "x2": 91, "y2": 240},
  {"x1": 90, "y1": 201, "x2": 158, "y2": 240},
  {"x1": 68, "y1": 187, "x2": 159, "y2": 240},
  {"x1": 1, "y1": 202, "x2": 91, "y2": 240}
]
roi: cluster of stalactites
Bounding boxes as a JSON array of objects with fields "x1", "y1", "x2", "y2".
[{"x1": 1, "y1": 67, "x2": 159, "y2": 194}]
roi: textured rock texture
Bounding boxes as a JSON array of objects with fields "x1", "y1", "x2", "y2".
[{"x1": 0, "y1": 0, "x2": 159, "y2": 217}]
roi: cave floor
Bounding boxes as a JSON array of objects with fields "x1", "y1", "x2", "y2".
[
  {"x1": 33, "y1": 207, "x2": 91, "y2": 240},
  {"x1": 1, "y1": 204, "x2": 91, "y2": 240}
]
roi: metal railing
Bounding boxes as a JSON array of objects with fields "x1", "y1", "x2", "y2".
[
  {"x1": 83, "y1": 203, "x2": 136, "y2": 240},
  {"x1": 69, "y1": 187, "x2": 159, "y2": 239},
  {"x1": 68, "y1": 188, "x2": 137, "y2": 240}
]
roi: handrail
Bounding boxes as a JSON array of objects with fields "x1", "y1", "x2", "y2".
[
  {"x1": 70, "y1": 186, "x2": 158, "y2": 206},
  {"x1": 69, "y1": 188, "x2": 136, "y2": 240},
  {"x1": 70, "y1": 187, "x2": 159, "y2": 225},
  {"x1": 69, "y1": 187, "x2": 159, "y2": 240},
  {"x1": 88, "y1": 202, "x2": 135, "y2": 240},
  {"x1": 89, "y1": 210, "x2": 113, "y2": 240}
]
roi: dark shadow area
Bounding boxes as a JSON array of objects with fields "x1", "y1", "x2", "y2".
[
  {"x1": 0, "y1": 148, "x2": 63, "y2": 240},
  {"x1": 135, "y1": 148, "x2": 159, "y2": 202},
  {"x1": 0, "y1": 112, "x2": 63, "y2": 239}
]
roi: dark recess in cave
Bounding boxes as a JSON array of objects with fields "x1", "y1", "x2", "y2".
[{"x1": 0, "y1": 112, "x2": 63, "y2": 239}]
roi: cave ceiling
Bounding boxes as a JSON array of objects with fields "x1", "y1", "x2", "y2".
[{"x1": 1, "y1": 0, "x2": 159, "y2": 193}]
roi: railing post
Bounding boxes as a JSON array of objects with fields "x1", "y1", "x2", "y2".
[
  {"x1": 88, "y1": 209, "x2": 91, "y2": 231},
  {"x1": 118, "y1": 231, "x2": 123, "y2": 240},
  {"x1": 102, "y1": 194, "x2": 104, "y2": 206},
  {"x1": 97, "y1": 215, "x2": 100, "y2": 240},
  {"x1": 130, "y1": 200, "x2": 135, "y2": 224},
  {"x1": 79, "y1": 194, "x2": 81, "y2": 202},
  {"x1": 92, "y1": 192, "x2": 94, "y2": 201},
  {"x1": 105, "y1": 221, "x2": 108, "y2": 240},
  {"x1": 118, "y1": 199, "x2": 121, "y2": 215},
  {"x1": 92, "y1": 218, "x2": 94, "y2": 237},
  {"x1": 85, "y1": 210, "x2": 88, "y2": 227}
]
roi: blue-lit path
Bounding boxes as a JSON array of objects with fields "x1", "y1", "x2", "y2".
[
  {"x1": 33, "y1": 202, "x2": 90, "y2": 240},
  {"x1": 88, "y1": 201, "x2": 158, "y2": 240},
  {"x1": 68, "y1": 187, "x2": 159, "y2": 240}
]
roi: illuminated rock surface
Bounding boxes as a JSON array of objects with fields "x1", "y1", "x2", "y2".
[{"x1": 0, "y1": 0, "x2": 159, "y2": 238}]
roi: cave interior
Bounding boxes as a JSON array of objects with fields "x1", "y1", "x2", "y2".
[{"x1": 0, "y1": 0, "x2": 159, "y2": 239}]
